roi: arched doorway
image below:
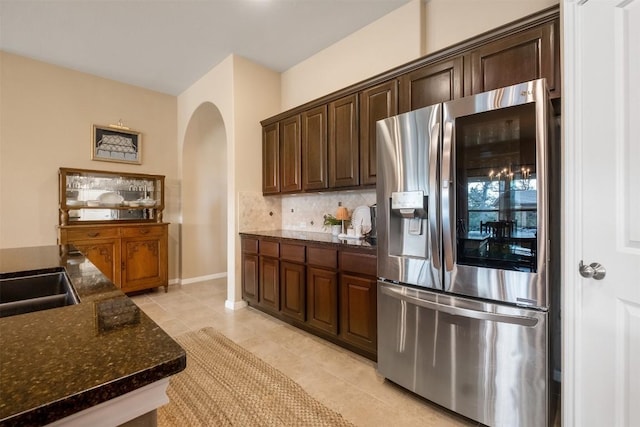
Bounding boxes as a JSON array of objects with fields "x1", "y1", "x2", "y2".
[{"x1": 181, "y1": 102, "x2": 227, "y2": 281}]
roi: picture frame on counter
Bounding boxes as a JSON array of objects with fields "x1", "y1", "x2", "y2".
[{"x1": 91, "y1": 124, "x2": 142, "y2": 165}]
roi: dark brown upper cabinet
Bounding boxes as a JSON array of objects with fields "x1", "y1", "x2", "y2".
[
  {"x1": 279, "y1": 115, "x2": 302, "y2": 193},
  {"x1": 467, "y1": 20, "x2": 559, "y2": 98},
  {"x1": 328, "y1": 94, "x2": 359, "y2": 188},
  {"x1": 359, "y1": 80, "x2": 398, "y2": 186},
  {"x1": 302, "y1": 105, "x2": 328, "y2": 191},
  {"x1": 261, "y1": 7, "x2": 559, "y2": 195},
  {"x1": 399, "y1": 57, "x2": 463, "y2": 113},
  {"x1": 262, "y1": 122, "x2": 279, "y2": 194}
]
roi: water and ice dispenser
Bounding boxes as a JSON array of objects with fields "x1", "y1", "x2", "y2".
[{"x1": 388, "y1": 190, "x2": 429, "y2": 259}]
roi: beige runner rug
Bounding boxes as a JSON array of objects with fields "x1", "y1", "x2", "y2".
[{"x1": 158, "y1": 327, "x2": 354, "y2": 427}]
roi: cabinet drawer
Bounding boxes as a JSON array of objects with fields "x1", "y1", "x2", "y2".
[
  {"x1": 340, "y1": 251, "x2": 377, "y2": 276},
  {"x1": 242, "y1": 238, "x2": 259, "y2": 254},
  {"x1": 280, "y1": 243, "x2": 305, "y2": 263},
  {"x1": 121, "y1": 225, "x2": 165, "y2": 238},
  {"x1": 64, "y1": 227, "x2": 119, "y2": 241},
  {"x1": 259, "y1": 240, "x2": 279, "y2": 258},
  {"x1": 308, "y1": 246, "x2": 337, "y2": 269}
]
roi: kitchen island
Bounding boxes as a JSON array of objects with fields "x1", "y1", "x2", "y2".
[{"x1": 0, "y1": 245, "x2": 186, "y2": 427}]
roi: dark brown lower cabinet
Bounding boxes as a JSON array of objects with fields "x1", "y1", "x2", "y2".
[
  {"x1": 306, "y1": 266, "x2": 338, "y2": 335},
  {"x1": 242, "y1": 253, "x2": 259, "y2": 305},
  {"x1": 240, "y1": 235, "x2": 377, "y2": 360},
  {"x1": 340, "y1": 273, "x2": 377, "y2": 354},
  {"x1": 280, "y1": 261, "x2": 306, "y2": 322},
  {"x1": 259, "y1": 256, "x2": 279, "y2": 313}
]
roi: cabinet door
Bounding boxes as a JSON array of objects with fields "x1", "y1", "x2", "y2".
[
  {"x1": 360, "y1": 80, "x2": 398, "y2": 186},
  {"x1": 280, "y1": 261, "x2": 306, "y2": 322},
  {"x1": 340, "y1": 273, "x2": 377, "y2": 354},
  {"x1": 468, "y1": 20, "x2": 559, "y2": 98},
  {"x1": 302, "y1": 105, "x2": 328, "y2": 191},
  {"x1": 262, "y1": 122, "x2": 280, "y2": 194},
  {"x1": 242, "y1": 253, "x2": 259, "y2": 305},
  {"x1": 259, "y1": 256, "x2": 280, "y2": 313},
  {"x1": 280, "y1": 115, "x2": 302, "y2": 193},
  {"x1": 399, "y1": 57, "x2": 463, "y2": 113},
  {"x1": 328, "y1": 94, "x2": 359, "y2": 188},
  {"x1": 121, "y1": 234, "x2": 167, "y2": 292},
  {"x1": 73, "y1": 240, "x2": 120, "y2": 286},
  {"x1": 306, "y1": 266, "x2": 338, "y2": 335}
]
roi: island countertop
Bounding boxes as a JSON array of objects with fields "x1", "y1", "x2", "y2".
[{"x1": 0, "y1": 245, "x2": 186, "y2": 426}]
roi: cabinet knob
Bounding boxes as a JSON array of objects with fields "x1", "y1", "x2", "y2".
[{"x1": 87, "y1": 232, "x2": 99, "y2": 237}]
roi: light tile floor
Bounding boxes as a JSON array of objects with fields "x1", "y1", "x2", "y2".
[{"x1": 130, "y1": 280, "x2": 479, "y2": 427}]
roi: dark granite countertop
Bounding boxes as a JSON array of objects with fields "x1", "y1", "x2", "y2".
[
  {"x1": 239, "y1": 229, "x2": 377, "y2": 253},
  {"x1": 0, "y1": 245, "x2": 186, "y2": 426}
]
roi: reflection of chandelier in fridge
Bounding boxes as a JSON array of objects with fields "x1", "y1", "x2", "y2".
[{"x1": 489, "y1": 165, "x2": 531, "y2": 180}]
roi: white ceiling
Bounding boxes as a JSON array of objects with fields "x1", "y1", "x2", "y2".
[{"x1": 0, "y1": 0, "x2": 411, "y2": 95}]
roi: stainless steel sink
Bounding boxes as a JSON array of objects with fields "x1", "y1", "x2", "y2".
[{"x1": 0, "y1": 269, "x2": 79, "y2": 318}]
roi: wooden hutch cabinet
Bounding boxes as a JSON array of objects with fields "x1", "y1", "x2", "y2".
[{"x1": 57, "y1": 167, "x2": 169, "y2": 293}]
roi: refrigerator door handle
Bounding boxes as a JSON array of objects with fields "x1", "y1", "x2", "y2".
[
  {"x1": 429, "y1": 122, "x2": 441, "y2": 270},
  {"x1": 380, "y1": 284, "x2": 539, "y2": 327},
  {"x1": 441, "y1": 120, "x2": 454, "y2": 271}
]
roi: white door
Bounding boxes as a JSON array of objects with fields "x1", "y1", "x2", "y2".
[{"x1": 563, "y1": 1, "x2": 640, "y2": 426}]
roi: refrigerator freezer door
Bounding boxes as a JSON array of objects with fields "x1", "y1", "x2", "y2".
[
  {"x1": 377, "y1": 281, "x2": 549, "y2": 427},
  {"x1": 376, "y1": 105, "x2": 442, "y2": 290}
]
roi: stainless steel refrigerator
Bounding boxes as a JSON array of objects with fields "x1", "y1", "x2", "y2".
[{"x1": 376, "y1": 79, "x2": 559, "y2": 427}]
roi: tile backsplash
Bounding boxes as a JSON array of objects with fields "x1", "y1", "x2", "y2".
[
  {"x1": 238, "y1": 191, "x2": 282, "y2": 232},
  {"x1": 281, "y1": 190, "x2": 376, "y2": 233},
  {"x1": 237, "y1": 189, "x2": 376, "y2": 234}
]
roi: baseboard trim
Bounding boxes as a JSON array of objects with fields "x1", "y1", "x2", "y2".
[
  {"x1": 225, "y1": 299, "x2": 247, "y2": 310},
  {"x1": 179, "y1": 273, "x2": 227, "y2": 285}
]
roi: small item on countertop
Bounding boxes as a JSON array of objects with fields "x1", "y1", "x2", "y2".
[{"x1": 351, "y1": 206, "x2": 372, "y2": 235}]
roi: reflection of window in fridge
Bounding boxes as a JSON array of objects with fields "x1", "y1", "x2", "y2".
[{"x1": 466, "y1": 176, "x2": 537, "y2": 232}]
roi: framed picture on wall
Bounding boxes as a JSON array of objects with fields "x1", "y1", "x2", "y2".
[{"x1": 91, "y1": 124, "x2": 142, "y2": 164}]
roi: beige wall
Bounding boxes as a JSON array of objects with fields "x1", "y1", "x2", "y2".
[
  {"x1": 177, "y1": 54, "x2": 280, "y2": 307},
  {"x1": 181, "y1": 102, "x2": 227, "y2": 280},
  {"x1": 281, "y1": 0, "x2": 423, "y2": 110},
  {"x1": 0, "y1": 52, "x2": 180, "y2": 277},
  {"x1": 423, "y1": 0, "x2": 559, "y2": 55},
  {"x1": 280, "y1": 0, "x2": 559, "y2": 112}
]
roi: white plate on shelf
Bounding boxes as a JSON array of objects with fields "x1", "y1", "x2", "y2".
[
  {"x1": 98, "y1": 192, "x2": 124, "y2": 206},
  {"x1": 351, "y1": 205, "x2": 372, "y2": 235}
]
